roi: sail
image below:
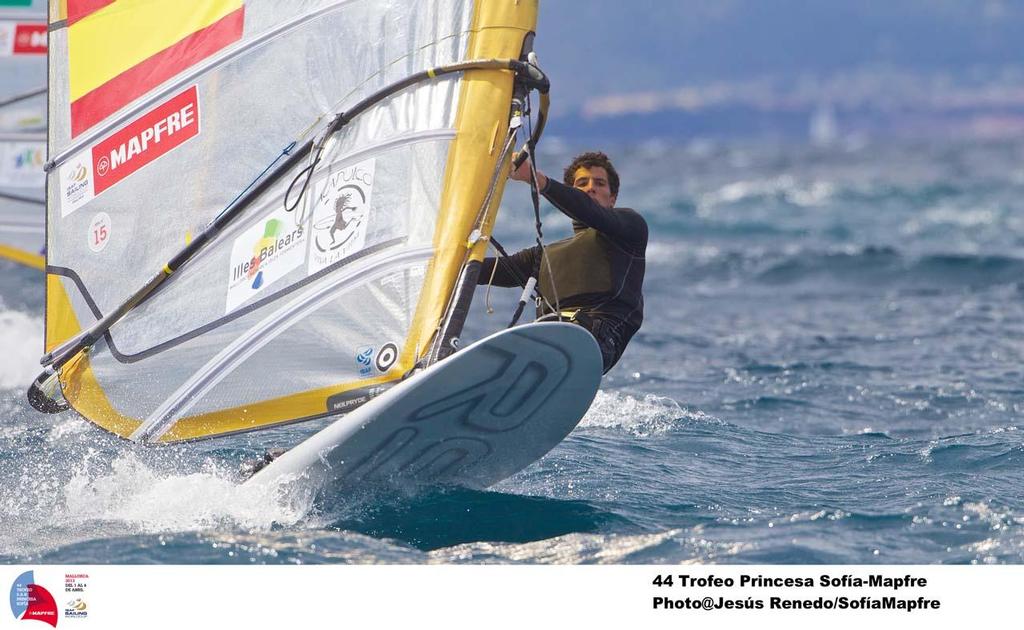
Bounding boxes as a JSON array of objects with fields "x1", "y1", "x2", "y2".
[
  {"x1": 45, "y1": 0, "x2": 537, "y2": 442},
  {"x1": 0, "y1": 0, "x2": 46, "y2": 269}
]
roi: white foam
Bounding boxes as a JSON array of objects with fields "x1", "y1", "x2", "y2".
[
  {"x1": 59, "y1": 452, "x2": 311, "y2": 534},
  {"x1": 434, "y1": 529, "x2": 686, "y2": 564},
  {"x1": 578, "y1": 390, "x2": 713, "y2": 437},
  {"x1": 0, "y1": 309, "x2": 43, "y2": 390}
]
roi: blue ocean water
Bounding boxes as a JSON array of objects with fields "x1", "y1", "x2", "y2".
[{"x1": 2, "y1": 138, "x2": 1023, "y2": 564}]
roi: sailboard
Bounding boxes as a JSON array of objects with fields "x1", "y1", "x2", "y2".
[
  {"x1": 245, "y1": 322, "x2": 601, "y2": 491},
  {"x1": 0, "y1": 0, "x2": 46, "y2": 270},
  {"x1": 30, "y1": 0, "x2": 597, "y2": 485}
]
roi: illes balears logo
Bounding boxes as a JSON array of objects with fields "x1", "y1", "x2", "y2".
[
  {"x1": 9, "y1": 571, "x2": 58, "y2": 627},
  {"x1": 231, "y1": 218, "x2": 304, "y2": 290}
]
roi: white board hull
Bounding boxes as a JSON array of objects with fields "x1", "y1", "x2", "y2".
[{"x1": 245, "y1": 321, "x2": 601, "y2": 495}]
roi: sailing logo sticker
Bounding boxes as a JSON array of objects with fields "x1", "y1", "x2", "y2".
[
  {"x1": 307, "y1": 158, "x2": 374, "y2": 275},
  {"x1": 9, "y1": 571, "x2": 58, "y2": 627},
  {"x1": 63, "y1": 599, "x2": 86, "y2": 619},
  {"x1": 225, "y1": 206, "x2": 306, "y2": 313},
  {"x1": 58, "y1": 85, "x2": 201, "y2": 217},
  {"x1": 57, "y1": 160, "x2": 95, "y2": 217}
]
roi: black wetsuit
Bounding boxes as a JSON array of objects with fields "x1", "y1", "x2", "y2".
[{"x1": 479, "y1": 178, "x2": 647, "y2": 373}]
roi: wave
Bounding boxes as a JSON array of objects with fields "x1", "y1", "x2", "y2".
[
  {"x1": 757, "y1": 248, "x2": 1024, "y2": 287},
  {"x1": 655, "y1": 244, "x2": 1024, "y2": 290},
  {"x1": 578, "y1": 390, "x2": 716, "y2": 437},
  {"x1": 696, "y1": 178, "x2": 969, "y2": 211}
]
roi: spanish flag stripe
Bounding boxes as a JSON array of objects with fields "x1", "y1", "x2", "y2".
[
  {"x1": 69, "y1": 5, "x2": 244, "y2": 137},
  {"x1": 66, "y1": 0, "x2": 115, "y2": 26}
]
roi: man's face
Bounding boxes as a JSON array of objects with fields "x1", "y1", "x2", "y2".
[{"x1": 572, "y1": 166, "x2": 617, "y2": 208}]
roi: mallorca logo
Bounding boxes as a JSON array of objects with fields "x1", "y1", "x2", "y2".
[
  {"x1": 308, "y1": 158, "x2": 375, "y2": 275},
  {"x1": 10, "y1": 571, "x2": 58, "y2": 627}
]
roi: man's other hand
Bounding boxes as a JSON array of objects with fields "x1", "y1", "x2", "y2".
[{"x1": 509, "y1": 153, "x2": 548, "y2": 189}]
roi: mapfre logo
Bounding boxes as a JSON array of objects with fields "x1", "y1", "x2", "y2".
[
  {"x1": 91, "y1": 85, "x2": 200, "y2": 194},
  {"x1": 59, "y1": 85, "x2": 201, "y2": 217},
  {"x1": 9, "y1": 571, "x2": 58, "y2": 628}
]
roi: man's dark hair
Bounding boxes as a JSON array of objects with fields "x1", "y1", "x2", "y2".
[{"x1": 563, "y1": 151, "x2": 620, "y2": 197}]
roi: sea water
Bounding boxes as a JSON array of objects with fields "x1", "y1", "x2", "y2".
[{"x1": 1, "y1": 138, "x2": 1022, "y2": 564}]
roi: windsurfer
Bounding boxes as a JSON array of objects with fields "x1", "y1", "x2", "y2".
[{"x1": 479, "y1": 151, "x2": 647, "y2": 374}]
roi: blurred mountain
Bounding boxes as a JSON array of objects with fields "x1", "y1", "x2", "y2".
[{"x1": 536, "y1": 0, "x2": 1024, "y2": 141}]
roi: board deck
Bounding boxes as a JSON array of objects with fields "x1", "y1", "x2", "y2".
[{"x1": 244, "y1": 321, "x2": 602, "y2": 494}]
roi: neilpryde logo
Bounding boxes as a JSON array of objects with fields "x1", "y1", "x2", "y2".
[{"x1": 9, "y1": 571, "x2": 58, "y2": 627}]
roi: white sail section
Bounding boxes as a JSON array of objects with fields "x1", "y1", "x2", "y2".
[
  {"x1": 45, "y1": 0, "x2": 536, "y2": 441},
  {"x1": 0, "y1": 0, "x2": 46, "y2": 269}
]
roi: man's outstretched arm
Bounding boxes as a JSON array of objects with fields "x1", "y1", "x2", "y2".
[
  {"x1": 508, "y1": 159, "x2": 646, "y2": 253},
  {"x1": 478, "y1": 246, "x2": 538, "y2": 287}
]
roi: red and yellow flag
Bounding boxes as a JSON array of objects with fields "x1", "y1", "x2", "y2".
[{"x1": 61, "y1": 0, "x2": 245, "y2": 137}]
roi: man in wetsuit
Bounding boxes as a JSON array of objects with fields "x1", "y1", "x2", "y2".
[{"x1": 479, "y1": 151, "x2": 647, "y2": 374}]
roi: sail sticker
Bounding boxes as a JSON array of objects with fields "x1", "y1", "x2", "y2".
[
  {"x1": 57, "y1": 157, "x2": 95, "y2": 217},
  {"x1": 375, "y1": 342, "x2": 399, "y2": 372},
  {"x1": 308, "y1": 158, "x2": 375, "y2": 275},
  {"x1": 0, "y1": 141, "x2": 45, "y2": 188},
  {"x1": 225, "y1": 205, "x2": 307, "y2": 313},
  {"x1": 355, "y1": 346, "x2": 375, "y2": 377},
  {"x1": 87, "y1": 212, "x2": 111, "y2": 253},
  {"x1": 58, "y1": 85, "x2": 201, "y2": 217},
  {"x1": 0, "y1": 22, "x2": 46, "y2": 56}
]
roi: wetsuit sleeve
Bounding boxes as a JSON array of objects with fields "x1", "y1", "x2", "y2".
[
  {"x1": 541, "y1": 178, "x2": 648, "y2": 255},
  {"x1": 478, "y1": 246, "x2": 539, "y2": 287}
]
